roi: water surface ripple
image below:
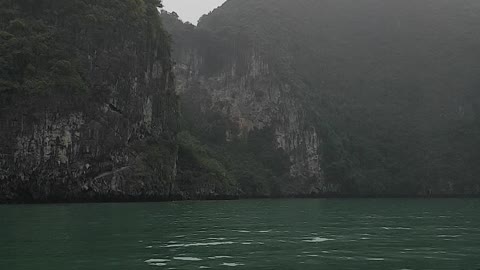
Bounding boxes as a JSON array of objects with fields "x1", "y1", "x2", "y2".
[{"x1": 0, "y1": 199, "x2": 479, "y2": 269}]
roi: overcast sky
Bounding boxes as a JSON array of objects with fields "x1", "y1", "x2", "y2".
[{"x1": 162, "y1": 0, "x2": 227, "y2": 25}]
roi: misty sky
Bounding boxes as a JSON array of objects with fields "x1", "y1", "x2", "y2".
[{"x1": 162, "y1": 0, "x2": 227, "y2": 25}]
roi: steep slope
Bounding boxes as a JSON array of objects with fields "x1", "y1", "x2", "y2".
[
  {"x1": 162, "y1": 11, "x2": 325, "y2": 197},
  {"x1": 0, "y1": 0, "x2": 178, "y2": 202},
  {"x1": 163, "y1": 0, "x2": 480, "y2": 196}
]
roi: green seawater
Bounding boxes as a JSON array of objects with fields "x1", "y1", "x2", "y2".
[{"x1": 0, "y1": 199, "x2": 479, "y2": 269}]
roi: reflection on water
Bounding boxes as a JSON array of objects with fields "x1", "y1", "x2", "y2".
[{"x1": 0, "y1": 199, "x2": 479, "y2": 269}]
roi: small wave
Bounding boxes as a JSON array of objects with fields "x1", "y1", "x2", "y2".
[
  {"x1": 150, "y1": 263, "x2": 167, "y2": 266},
  {"x1": 145, "y1": 259, "x2": 171, "y2": 263},
  {"x1": 381, "y1": 227, "x2": 412, "y2": 230},
  {"x1": 437, "y1": 235, "x2": 461, "y2": 238},
  {"x1": 208, "y1": 256, "x2": 233, "y2": 259},
  {"x1": 303, "y1": 237, "x2": 333, "y2": 243},
  {"x1": 173, "y1": 257, "x2": 203, "y2": 261},
  {"x1": 165, "y1": 242, "x2": 235, "y2": 248},
  {"x1": 221, "y1": 263, "x2": 245, "y2": 267},
  {"x1": 337, "y1": 256, "x2": 355, "y2": 260},
  {"x1": 366, "y1": 258, "x2": 385, "y2": 261},
  {"x1": 431, "y1": 251, "x2": 448, "y2": 254},
  {"x1": 145, "y1": 258, "x2": 170, "y2": 267}
]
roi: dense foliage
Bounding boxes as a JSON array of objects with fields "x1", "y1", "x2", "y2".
[
  {"x1": 162, "y1": 11, "x2": 293, "y2": 197},
  {"x1": 0, "y1": 0, "x2": 170, "y2": 110},
  {"x1": 177, "y1": 97, "x2": 291, "y2": 197},
  {"x1": 2, "y1": 0, "x2": 478, "y2": 198},
  {"x1": 203, "y1": 0, "x2": 480, "y2": 195},
  {"x1": 176, "y1": 124, "x2": 292, "y2": 197},
  {"x1": 169, "y1": 0, "x2": 480, "y2": 196},
  {"x1": 0, "y1": 0, "x2": 180, "y2": 202}
]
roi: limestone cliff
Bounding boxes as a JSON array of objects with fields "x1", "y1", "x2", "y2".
[
  {"x1": 162, "y1": 12, "x2": 329, "y2": 196},
  {"x1": 163, "y1": 0, "x2": 480, "y2": 197},
  {"x1": 0, "y1": 0, "x2": 178, "y2": 202}
]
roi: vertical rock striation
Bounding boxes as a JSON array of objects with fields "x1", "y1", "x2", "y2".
[
  {"x1": 0, "y1": 0, "x2": 178, "y2": 202},
  {"x1": 162, "y1": 12, "x2": 326, "y2": 196},
  {"x1": 163, "y1": 0, "x2": 480, "y2": 197}
]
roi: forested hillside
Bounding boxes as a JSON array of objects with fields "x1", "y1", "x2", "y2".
[
  {"x1": 1, "y1": 0, "x2": 478, "y2": 201},
  {"x1": 164, "y1": 0, "x2": 480, "y2": 196},
  {"x1": 0, "y1": 0, "x2": 179, "y2": 202}
]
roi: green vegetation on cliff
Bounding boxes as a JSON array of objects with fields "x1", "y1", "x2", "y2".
[
  {"x1": 164, "y1": 0, "x2": 480, "y2": 196},
  {"x1": 177, "y1": 127, "x2": 292, "y2": 197},
  {"x1": 163, "y1": 11, "x2": 294, "y2": 197},
  {"x1": 0, "y1": 0, "x2": 179, "y2": 202},
  {"x1": 1, "y1": 0, "x2": 479, "y2": 201},
  {"x1": 0, "y1": 0, "x2": 170, "y2": 108},
  {"x1": 176, "y1": 109, "x2": 292, "y2": 197}
]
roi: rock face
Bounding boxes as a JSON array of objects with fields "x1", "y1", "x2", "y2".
[
  {"x1": 178, "y1": 48, "x2": 326, "y2": 194},
  {"x1": 1, "y1": 75, "x2": 177, "y2": 202},
  {"x1": 2, "y1": 0, "x2": 479, "y2": 201},
  {"x1": 163, "y1": 0, "x2": 480, "y2": 197},
  {"x1": 0, "y1": 1, "x2": 178, "y2": 202},
  {"x1": 162, "y1": 13, "x2": 328, "y2": 196}
]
